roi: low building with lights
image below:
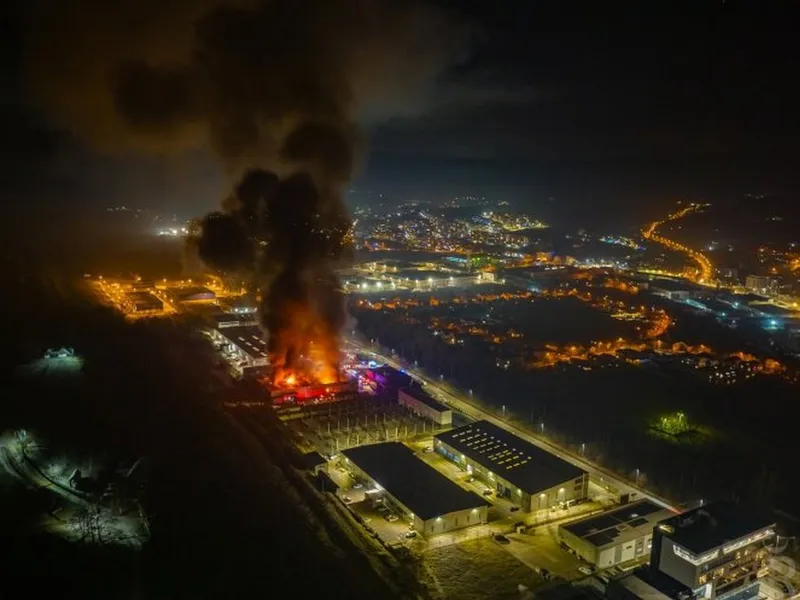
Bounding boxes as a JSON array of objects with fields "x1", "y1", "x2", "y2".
[
  {"x1": 649, "y1": 502, "x2": 775, "y2": 600},
  {"x1": 434, "y1": 420, "x2": 588, "y2": 512},
  {"x1": 208, "y1": 324, "x2": 269, "y2": 372},
  {"x1": 121, "y1": 291, "x2": 163, "y2": 314},
  {"x1": 398, "y1": 387, "x2": 452, "y2": 426},
  {"x1": 558, "y1": 499, "x2": 674, "y2": 568},
  {"x1": 341, "y1": 442, "x2": 488, "y2": 536}
]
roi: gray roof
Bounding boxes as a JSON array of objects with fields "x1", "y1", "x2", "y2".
[
  {"x1": 218, "y1": 325, "x2": 269, "y2": 359},
  {"x1": 561, "y1": 500, "x2": 672, "y2": 549},
  {"x1": 399, "y1": 387, "x2": 449, "y2": 413},
  {"x1": 342, "y1": 442, "x2": 486, "y2": 521},
  {"x1": 657, "y1": 501, "x2": 775, "y2": 555},
  {"x1": 435, "y1": 420, "x2": 585, "y2": 493}
]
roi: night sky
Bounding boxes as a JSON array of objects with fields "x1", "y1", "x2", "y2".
[{"x1": 2, "y1": 1, "x2": 798, "y2": 227}]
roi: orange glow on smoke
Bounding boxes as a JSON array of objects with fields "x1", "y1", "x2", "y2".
[{"x1": 269, "y1": 302, "x2": 341, "y2": 387}]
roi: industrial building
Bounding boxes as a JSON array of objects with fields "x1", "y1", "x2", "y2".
[
  {"x1": 434, "y1": 420, "x2": 588, "y2": 512},
  {"x1": 398, "y1": 387, "x2": 452, "y2": 426},
  {"x1": 122, "y1": 291, "x2": 163, "y2": 314},
  {"x1": 167, "y1": 286, "x2": 216, "y2": 303},
  {"x1": 366, "y1": 365, "x2": 416, "y2": 399},
  {"x1": 650, "y1": 501, "x2": 775, "y2": 600},
  {"x1": 208, "y1": 324, "x2": 269, "y2": 371},
  {"x1": 341, "y1": 442, "x2": 488, "y2": 536},
  {"x1": 558, "y1": 500, "x2": 674, "y2": 568}
]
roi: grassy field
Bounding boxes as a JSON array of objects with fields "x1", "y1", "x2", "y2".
[{"x1": 424, "y1": 538, "x2": 541, "y2": 599}]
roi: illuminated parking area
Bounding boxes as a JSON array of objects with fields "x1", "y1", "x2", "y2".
[{"x1": 341, "y1": 442, "x2": 488, "y2": 536}]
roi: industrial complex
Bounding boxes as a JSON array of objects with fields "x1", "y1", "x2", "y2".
[{"x1": 434, "y1": 420, "x2": 589, "y2": 512}]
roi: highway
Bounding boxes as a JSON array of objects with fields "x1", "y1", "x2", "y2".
[
  {"x1": 349, "y1": 339, "x2": 677, "y2": 512},
  {"x1": 642, "y1": 203, "x2": 714, "y2": 284}
]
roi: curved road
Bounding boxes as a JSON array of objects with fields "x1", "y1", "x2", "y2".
[{"x1": 351, "y1": 340, "x2": 677, "y2": 512}]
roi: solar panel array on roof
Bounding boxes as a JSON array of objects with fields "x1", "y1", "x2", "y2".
[
  {"x1": 561, "y1": 499, "x2": 672, "y2": 550},
  {"x1": 435, "y1": 420, "x2": 585, "y2": 493}
]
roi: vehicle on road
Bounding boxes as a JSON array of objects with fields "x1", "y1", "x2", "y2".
[
  {"x1": 422, "y1": 446, "x2": 433, "y2": 453},
  {"x1": 578, "y1": 566, "x2": 593, "y2": 576},
  {"x1": 386, "y1": 514, "x2": 398, "y2": 522},
  {"x1": 405, "y1": 531, "x2": 417, "y2": 539},
  {"x1": 493, "y1": 534, "x2": 510, "y2": 544},
  {"x1": 467, "y1": 476, "x2": 475, "y2": 482},
  {"x1": 342, "y1": 495, "x2": 352, "y2": 504},
  {"x1": 483, "y1": 489, "x2": 494, "y2": 496},
  {"x1": 510, "y1": 506, "x2": 520, "y2": 512},
  {"x1": 352, "y1": 482, "x2": 364, "y2": 489}
]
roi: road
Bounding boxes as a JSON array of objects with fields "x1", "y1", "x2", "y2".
[
  {"x1": 642, "y1": 203, "x2": 714, "y2": 283},
  {"x1": 348, "y1": 339, "x2": 677, "y2": 512}
]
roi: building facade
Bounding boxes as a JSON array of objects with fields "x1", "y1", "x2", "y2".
[
  {"x1": 559, "y1": 500, "x2": 673, "y2": 568},
  {"x1": 650, "y1": 502, "x2": 775, "y2": 600},
  {"x1": 341, "y1": 443, "x2": 488, "y2": 536},
  {"x1": 434, "y1": 420, "x2": 588, "y2": 512},
  {"x1": 398, "y1": 387, "x2": 452, "y2": 425}
]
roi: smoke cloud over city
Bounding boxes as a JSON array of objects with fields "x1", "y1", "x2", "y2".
[{"x1": 27, "y1": 0, "x2": 469, "y2": 381}]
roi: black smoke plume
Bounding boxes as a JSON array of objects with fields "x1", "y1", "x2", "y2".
[{"x1": 26, "y1": 0, "x2": 470, "y2": 378}]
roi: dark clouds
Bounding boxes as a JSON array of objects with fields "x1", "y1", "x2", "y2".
[{"x1": 25, "y1": 0, "x2": 470, "y2": 179}]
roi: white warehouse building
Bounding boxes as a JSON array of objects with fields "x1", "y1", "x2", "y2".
[
  {"x1": 398, "y1": 387, "x2": 453, "y2": 426},
  {"x1": 558, "y1": 499, "x2": 674, "y2": 568},
  {"x1": 341, "y1": 442, "x2": 488, "y2": 536}
]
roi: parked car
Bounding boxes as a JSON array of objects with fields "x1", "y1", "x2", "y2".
[
  {"x1": 483, "y1": 489, "x2": 494, "y2": 496},
  {"x1": 467, "y1": 476, "x2": 475, "y2": 483},
  {"x1": 352, "y1": 482, "x2": 364, "y2": 489},
  {"x1": 342, "y1": 496, "x2": 352, "y2": 504},
  {"x1": 405, "y1": 531, "x2": 418, "y2": 539},
  {"x1": 422, "y1": 446, "x2": 433, "y2": 453},
  {"x1": 510, "y1": 506, "x2": 520, "y2": 512},
  {"x1": 387, "y1": 514, "x2": 399, "y2": 522},
  {"x1": 493, "y1": 534, "x2": 510, "y2": 544}
]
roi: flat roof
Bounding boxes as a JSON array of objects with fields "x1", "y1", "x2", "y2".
[
  {"x1": 657, "y1": 501, "x2": 775, "y2": 555},
  {"x1": 170, "y1": 286, "x2": 216, "y2": 300},
  {"x1": 562, "y1": 500, "x2": 671, "y2": 549},
  {"x1": 125, "y1": 291, "x2": 163, "y2": 310},
  {"x1": 342, "y1": 442, "x2": 486, "y2": 521},
  {"x1": 435, "y1": 420, "x2": 586, "y2": 493},
  {"x1": 219, "y1": 325, "x2": 269, "y2": 359},
  {"x1": 399, "y1": 387, "x2": 449, "y2": 413}
]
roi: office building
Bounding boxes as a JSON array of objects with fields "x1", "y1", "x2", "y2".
[
  {"x1": 650, "y1": 502, "x2": 775, "y2": 600},
  {"x1": 434, "y1": 420, "x2": 588, "y2": 512}
]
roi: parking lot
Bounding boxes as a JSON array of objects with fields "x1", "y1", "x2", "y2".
[{"x1": 327, "y1": 458, "x2": 420, "y2": 546}]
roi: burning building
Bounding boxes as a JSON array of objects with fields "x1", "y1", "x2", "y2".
[{"x1": 28, "y1": 0, "x2": 469, "y2": 389}]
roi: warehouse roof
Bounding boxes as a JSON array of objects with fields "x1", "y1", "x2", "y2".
[
  {"x1": 219, "y1": 325, "x2": 269, "y2": 359},
  {"x1": 657, "y1": 501, "x2": 775, "y2": 555},
  {"x1": 561, "y1": 500, "x2": 671, "y2": 549},
  {"x1": 399, "y1": 387, "x2": 449, "y2": 413},
  {"x1": 434, "y1": 420, "x2": 585, "y2": 493},
  {"x1": 341, "y1": 442, "x2": 486, "y2": 521}
]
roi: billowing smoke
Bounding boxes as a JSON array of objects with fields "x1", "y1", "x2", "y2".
[
  {"x1": 26, "y1": 0, "x2": 470, "y2": 381},
  {"x1": 196, "y1": 169, "x2": 349, "y2": 382}
]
